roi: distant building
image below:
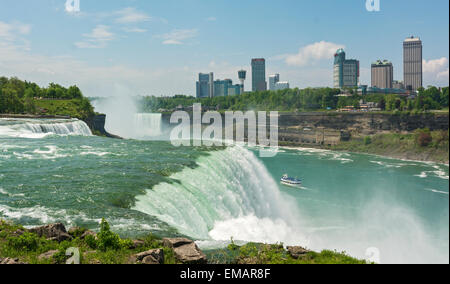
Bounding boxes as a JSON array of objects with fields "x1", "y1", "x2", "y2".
[
  {"x1": 196, "y1": 72, "x2": 214, "y2": 98},
  {"x1": 275, "y1": 81, "x2": 290, "y2": 90},
  {"x1": 371, "y1": 60, "x2": 393, "y2": 89},
  {"x1": 333, "y1": 49, "x2": 359, "y2": 88},
  {"x1": 269, "y1": 74, "x2": 290, "y2": 91},
  {"x1": 269, "y1": 74, "x2": 280, "y2": 91},
  {"x1": 238, "y1": 70, "x2": 247, "y2": 94},
  {"x1": 393, "y1": 80, "x2": 405, "y2": 89},
  {"x1": 251, "y1": 58, "x2": 267, "y2": 92},
  {"x1": 357, "y1": 85, "x2": 409, "y2": 96},
  {"x1": 403, "y1": 36, "x2": 423, "y2": 91},
  {"x1": 213, "y1": 79, "x2": 242, "y2": 97}
]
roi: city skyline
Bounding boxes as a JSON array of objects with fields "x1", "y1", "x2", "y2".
[{"x1": 0, "y1": 0, "x2": 448, "y2": 98}]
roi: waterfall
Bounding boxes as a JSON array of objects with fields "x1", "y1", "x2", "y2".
[
  {"x1": 133, "y1": 146, "x2": 306, "y2": 245},
  {"x1": 0, "y1": 118, "x2": 92, "y2": 138},
  {"x1": 134, "y1": 113, "x2": 162, "y2": 138}
]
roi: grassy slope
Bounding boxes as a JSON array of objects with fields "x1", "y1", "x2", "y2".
[
  {"x1": 34, "y1": 100, "x2": 94, "y2": 120},
  {"x1": 207, "y1": 243, "x2": 368, "y2": 265},
  {"x1": 0, "y1": 220, "x2": 366, "y2": 264},
  {"x1": 280, "y1": 130, "x2": 449, "y2": 164},
  {"x1": 329, "y1": 131, "x2": 449, "y2": 164}
]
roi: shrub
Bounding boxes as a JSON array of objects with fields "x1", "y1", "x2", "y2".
[
  {"x1": 435, "y1": 130, "x2": 449, "y2": 144},
  {"x1": 363, "y1": 136, "x2": 372, "y2": 145},
  {"x1": 96, "y1": 219, "x2": 127, "y2": 252},
  {"x1": 416, "y1": 129, "x2": 433, "y2": 147},
  {"x1": 7, "y1": 232, "x2": 40, "y2": 252},
  {"x1": 85, "y1": 234, "x2": 97, "y2": 249}
]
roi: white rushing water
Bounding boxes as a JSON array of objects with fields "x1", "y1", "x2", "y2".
[
  {"x1": 133, "y1": 146, "x2": 309, "y2": 246},
  {"x1": 134, "y1": 113, "x2": 162, "y2": 138},
  {"x1": 0, "y1": 118, "x2": 92, "y2": 138}
]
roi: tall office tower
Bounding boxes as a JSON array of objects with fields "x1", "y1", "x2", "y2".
[
  {"x1": 403, "y1": 36, "x2": 423, "y2": 91},
  {"x1": 251, "y1": 58, "x2": 267, "y2": 92},
  {"x1": 333, "y1": 49, "x2": 360, "y2": 88},
  {"x1": 196, "y1": 72, "x2": 214, "y2": 98},
  {"x1": 269, "y1": 74, "x2": 280, "y2": 91},
  {"x1": 371, "y1": 60, "x2": 394, "y2": 89}
]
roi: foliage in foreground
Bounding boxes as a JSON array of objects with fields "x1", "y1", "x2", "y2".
[
  {"x1": 0, "y1": 219, "x2": 368, "y2": 264},
  {"x1": 0, "y1": 219, "x2": 176, "y2": 264},
  {"x1": 207, "y1": 242, "x2": 368, "y2": 265}
]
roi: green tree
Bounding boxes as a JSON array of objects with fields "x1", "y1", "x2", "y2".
[{"x1": 23, "y1": 88, "x2": 37, "y2": 113}]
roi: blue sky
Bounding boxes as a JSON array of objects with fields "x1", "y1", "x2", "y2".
[{"x1": 0, "y1": 0, "x2": 448, "y2": 97}]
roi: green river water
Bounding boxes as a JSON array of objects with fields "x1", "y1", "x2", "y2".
[{"x1": 0, "y1": 117, "x2": 448, "y2": 263}]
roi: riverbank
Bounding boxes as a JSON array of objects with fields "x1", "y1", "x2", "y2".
[
  {"x1": 280, "y1": 130, "x2": 449, "y2": 165},
  {"x1": 0, "y1": 220, "x2": 367, "y2": 264},
  {"x1": 0, "y1": 114, "x2": 71, "y2": 119}
]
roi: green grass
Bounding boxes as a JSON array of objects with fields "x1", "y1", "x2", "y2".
[
  {"x1": 207, "y1": 243, "x2": 368, "y2": 264},
  {"x1": 1, "y1": 220, "x2": 367, "y2": 264},
  {"x1": 34, "y1": 99, "x2": 94, "y2": 120},
  {"x1": 0, "y1": 219, "x2": 177, "y2": 264},
  {"x1": 327, "y1": 130, "x2": 449, "y2": 164}
]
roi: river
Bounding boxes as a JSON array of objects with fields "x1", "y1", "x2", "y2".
[{"x1": 0, "y1": 117, "x2": 448, "y2": 264}]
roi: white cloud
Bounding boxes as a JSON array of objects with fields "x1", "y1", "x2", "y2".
[
  {"x1": 280, "y1": 41, "x2": 345, "y2": 66},
  {"x1": 160, "y1": 29, "x2": 198, "y2": 45},
  {"x1": 206, "y1": 17, "x2": 217, "y2": 22},
  {"x1": 0, "y1": 21, "x2": 31, "y2": 39},
  {"x1": 75, "y1": 25, "x2": 114, "y2": 49},
  {"x1": 123, "y1": 27, "x2": 147, "y2": 33},
  {"x1": 423, "y1": 57, "x2": 448, "y2": 74},
  {"x1": 423, "y1": 57, "x2": 449, "y2": 86},
  {"x1": 0, "y1": 38, "x2": 196, "y2": 97},
  {"x1": 115, "y1": 7, "x2": 151, "y2": 24}
]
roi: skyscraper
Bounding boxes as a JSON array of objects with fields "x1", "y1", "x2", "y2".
[
  {"x1": 403, "y1": 36, "x2": 423, "y2": 91},
  {"x1": 371, "y1": 60, "x2": 394, "y2": 89},
  {"x1": 196, "y1": 72, "x2": 214, "y2": 98},
  {"x1": 251, "y1": 58, "x2": 267, "y2": 92},
  {"x1": 333, "y1": 49, "x2": 359, "y2": 88}
]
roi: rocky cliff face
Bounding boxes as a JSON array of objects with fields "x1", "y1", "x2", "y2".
[
  {"x1": 84, "y1": 114, "x2": 122, "y2": 139},
  {"x1": 162, "y1": 112, "x2": 449, "y2": 146},
  {"x1": 277, "y1": 112, "x2": 449, "y2": 146}
]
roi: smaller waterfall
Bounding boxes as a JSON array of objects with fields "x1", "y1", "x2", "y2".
[
  {"x1": 134, "y1": 113, "x2": 162, "y2": 138},
  {"x1": 0, "y1": 118, "x2": 92, "y2": 138}
]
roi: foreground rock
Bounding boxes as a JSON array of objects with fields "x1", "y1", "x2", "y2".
[
  {"x1": 29, "y1": 223, "x2": 72, "y2": 242},
  {"x1": 0, "y1": 258, "x2": 26, "y2": 265},
  {"x1": 80, "y1": 230, "x2": 97, "y2": 240},
  {"x1": 131, "y1": 249, "x2": 164, "y2": 264},
  {"x1": 163, "y1": 238, "x2": 207, "y2": 264},
  {"x1": 287, "y1": 246, "x2": 310, "y2": 259},
  {"x1": 38, "y1": 250, "x2": 59, "y2": 261},
  {"x1": 130, "y1": 240, "x2": 145, "y2": 249}
]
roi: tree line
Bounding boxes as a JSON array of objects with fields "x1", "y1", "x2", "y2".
[
  {"x1": 0, "y1": 77, "x2": 93, "y2": 117},
  {"x1": 140, "y1": 86, "x2": 449, "y2": 113}
]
